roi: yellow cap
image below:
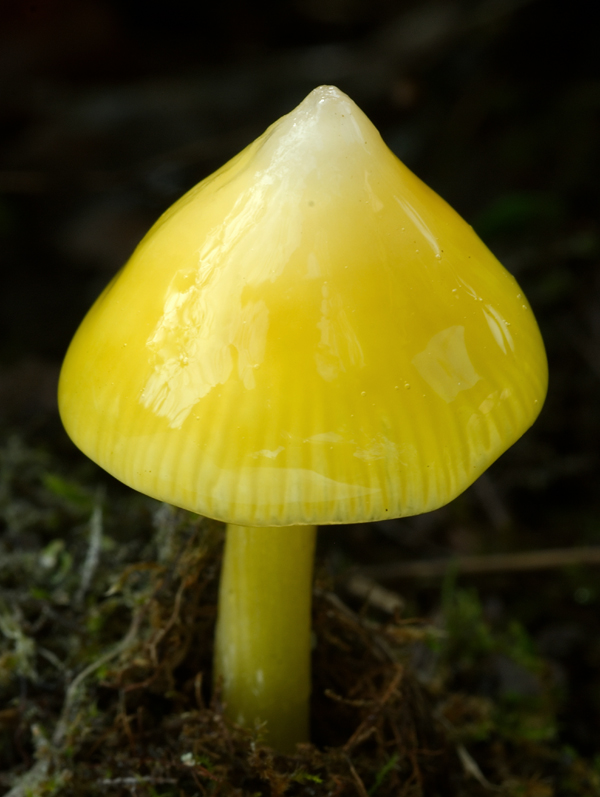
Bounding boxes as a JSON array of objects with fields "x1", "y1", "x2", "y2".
[{"x1": 58, "y1": 86, "x2": 548, "y2": 526}]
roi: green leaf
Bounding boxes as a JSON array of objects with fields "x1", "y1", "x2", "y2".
[{"x1": 42, "y1": 473, "x2": 94, "y2": 511}]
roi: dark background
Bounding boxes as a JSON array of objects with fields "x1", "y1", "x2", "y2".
[{"x1": 1, "y1": 0, "x2": 599, "y2": 756}]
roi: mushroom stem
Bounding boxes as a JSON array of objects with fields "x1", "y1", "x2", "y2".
[{"x1": 214, "y1": 523, "x2": 317, "y2": 752}]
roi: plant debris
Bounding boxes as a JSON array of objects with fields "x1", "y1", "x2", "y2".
[{"x1": 2, "y1": 438, "x2": 600, "y2": 796}]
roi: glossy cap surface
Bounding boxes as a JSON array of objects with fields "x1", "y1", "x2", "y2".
[{"x1": 59, "y1": 86, "x2": 547, "y2": 526}]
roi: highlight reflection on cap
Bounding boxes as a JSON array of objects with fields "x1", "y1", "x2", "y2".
[{"x1": 58, "y1": 86, "x2": 548, "y2": 527}]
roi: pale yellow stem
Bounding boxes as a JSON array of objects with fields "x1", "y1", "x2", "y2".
[{"x1": 214, "y1": 523, "x2": 317, "y2": 752}]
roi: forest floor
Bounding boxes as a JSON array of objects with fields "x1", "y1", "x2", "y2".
[
  {"x1": 1, "y1": 434, "x2": 600, "y2": 796},
  {"x1": 1, "y1": 0, "x2": 600, "y2": 794}
]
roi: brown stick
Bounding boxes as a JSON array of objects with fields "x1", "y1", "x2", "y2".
[
  {"x1": 361, "y1": 546, "x2": 600, "y2": 580},
  {"x1": 343, "y1": 665, "x2": 404, "y2": 752},
  {"x1": 345, "y1": 756, "x2": 369, "y2": 797}
]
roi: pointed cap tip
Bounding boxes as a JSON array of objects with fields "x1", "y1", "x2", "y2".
[
  {"x1": 261, "y1": 85, "x2": 377, "y2": 167},
  {"x1": 291, "y1": 85, "x2": 356, "y2": 122},
  {"x1": 304, "y1": 84, "x2": 348, "y2": 103},
  {"x1": 58, "y1": 84, "x2": 547, "y2": 527}
]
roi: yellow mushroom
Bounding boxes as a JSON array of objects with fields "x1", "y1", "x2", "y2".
[{"x1": 58, "y1": 86, "x2": 547, "y2": 751}]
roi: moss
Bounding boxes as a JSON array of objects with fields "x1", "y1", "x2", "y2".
[{"x1": 2, "y1": 437, "x2": 600, "y2": 796}]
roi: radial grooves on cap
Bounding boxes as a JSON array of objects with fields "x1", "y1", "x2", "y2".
[
  {"x1": 407, "y1": 401, "x2": 433, "y2": 512},
  {"x1": 198, "y1": 387, "x2": 237, "y2": 519},
  {"x1": 327, "y1": 385, "x2": 365, "y2": 522},
  {"x1": 66, "y1": 334, "x2": 544, "y2": 528},
  {"x1": 495, "y1": 361, "x2": 530, "y2": 438},
  {"x1": 248, "y1": 387, "x2": 277, "y2": 524},
  {"x1": 225, "y1": 390, "x2": 250, "y2": 517},
  {"x1": 196, "y1": 390, "x2": 225, "y2": 515},
  {"x1": 295, "y1": 377, "x2": 326, "y2": 524},
  {"x1": 122, "y1": 371, "x2": 157, "y2": 494},
  {"x1": 167, "y1": 419, "x2": 191, "y2": 509},
  {"x1": 325, "y1": 384, "x2": 378, "y2": 523},
  {"x1": 58, "y1": 87, "x2": 548, "y2": 527}
]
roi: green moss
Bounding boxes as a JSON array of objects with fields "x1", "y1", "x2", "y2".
[{"x1": 2, "y1": 437, "x2": 600, "y2": 796}]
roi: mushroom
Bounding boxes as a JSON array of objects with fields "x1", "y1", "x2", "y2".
[{"x1": 58, "y1": 86, "x2": 547, "y2": 751}]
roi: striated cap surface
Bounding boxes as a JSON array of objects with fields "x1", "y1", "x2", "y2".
[{"x1": 59, "y1": 86, "x2": 548, "y2": 526}]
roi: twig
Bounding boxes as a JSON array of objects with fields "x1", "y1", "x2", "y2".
[
  {"x1": 437, "y1": 710, "x2": 501, "y2": 791},
  {"x1": 3, "y1": 761, "x2": 50, "y2": 797},
  {"x1": 4, "y1": 603, "x2": 150, "y2": 797},
  {"x1": 75, "y1": 502, "x2": 103, "y2": 608},
  {"x1": 344, "y1": 573, "x2": 405, "y2": 614},
  {"x1": 361, "y1": 546, "x2": 600, "y2": 580},
  {"x1": 53, "y1": 600, "x2": 149, "y2": 746},
  {"x1": 99, "y1": 777, "x2": 177, "y2": 787},
  {"x1": 317, "y1": 589, "x2": 397, "y2": 663},
  {"x1": 345, "y1": 756, "x2": 369, "y2": 797},
  {"x1": 148, "y1": 569, "x2": 189, "y2": 667},
  {"x1": 343, "y1": 665, "x2": 404, "y2": 752},
  {"x1": 457, "y1": 744, "x2": 502, "y2": 791}
]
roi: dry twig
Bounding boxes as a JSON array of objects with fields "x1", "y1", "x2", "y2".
[{"x1": 362, "y1": 546, "x2": 600, "y2": 580}]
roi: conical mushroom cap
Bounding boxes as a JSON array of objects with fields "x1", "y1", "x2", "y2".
[{"x1": 59, "y1": 86, "x2": 547, "y2": 526}]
